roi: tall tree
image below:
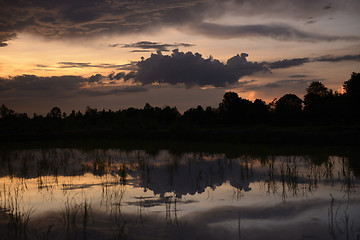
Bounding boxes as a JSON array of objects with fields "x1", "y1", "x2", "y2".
[
  {"x1": 303, "y1": 81, "x2": 333, "y2": 119},
  {"x1": 343, "y1": 72, "x2": 360, "y2": 119},
  {"x1": 275, "y1": 94, "x2": 302, "y2": 121}
]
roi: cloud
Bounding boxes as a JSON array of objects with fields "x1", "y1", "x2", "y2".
[
  {"x1": 131, "y1": 50, "x2": 152, "y2": 53},
  {"x1": 288, "y1": 75, "x2": 308, "y2": 78},
  {"x1": 57, "y1": 62, "x2": 93, "y2": 68},
  {"x1": 88, "y1": 74, "x2": 104, "y2": 84},
  {"x1": 57, "y1": 62, "x2": 126, "y2": 69},
  {"x1": 267, "y1": 58, "x2": 310, "y2": 69},
  {"x1": 0, "y1": 74, "x2": 143, "y2": 99},
  {"x1": 0, "y1": 32, "x2": 16, "y2": 47},
  {"x1": 78, "y1": 86, "x2": 148, "y2": 96},
  {"x1": 36, "y1": 64, "x2": 50, "y2": 68},
  {"x1": 244, "y1": 79, "x2": 313, "y2": 92},
  {"x1": 35, "y1": 61, "x2": 138, "y2": 71},
  {"x1": 116, "y1": 62, "x2": 138, "y2": 71},
  {"x1": 108, "y1": 72, "x2": 125, "y2": 80},
  {"x1": 266, "y1": 53, "x2": 360, "y2": 69},
  {"x1": 116, "y1": 41, "x2": 195, "y2": 52},
  {"x1": 0, "y1": 0, "x2": 359, "y2": 46},
  {"x1": 0, "y1": 75, "x2": 86, "y2": 92},
  {"x1": 314, "y1": 54, "x2": 360, "y2": 62},
  {"x1": 106, "y1": 51, "x2": 360, "y2": 89},
  {"x1": 0, "y1": 0, "x2": 208, "y2": 44},
  {"x1": 323, "y1": 3, "x2": 333, "y2": 10},
  {"x1": 108, "y1": 43, "x2": 120, "y2": 48},
  {"x1": 2, "y1": 50, "x2": 359, "y2": 104},
  {"x1": 126, "y1": 50, "x2": 267, "y2": 88},
  {"x1": 189, "y1": 22, "x2": 359, "y2": 42},
  {"x1": 306, "y1": 19, "x2": 318, "y2": 25}
]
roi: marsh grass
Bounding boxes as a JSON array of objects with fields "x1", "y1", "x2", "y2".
[
  {"x1": 0, "y1": 183, "x2": 35, "y2": 240},
  {"x1": 60, "y1": 196, "x2": 93, "y2": 240},
  {"x1": 35, "y1": 224, "x2": 52, "y2": 240},
  {"x1": 112, "y1": 218, "x2": 127, "y2": 240},
  {"x1": 62, "y1": 196, "x2": 81, "y2": 232}
]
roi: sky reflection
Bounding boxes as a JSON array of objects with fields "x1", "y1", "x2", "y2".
[{"x1": 0, "y1": 148, "x2": 359, "y2": 239}]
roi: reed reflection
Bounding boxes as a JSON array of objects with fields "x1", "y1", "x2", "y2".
[{"x1": 0, "y1": 147, "x2": 359, "y2": 239}]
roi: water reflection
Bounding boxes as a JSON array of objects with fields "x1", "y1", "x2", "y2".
[{"x1": 0, "y1": 147, "x2": 359, "y2": 239}]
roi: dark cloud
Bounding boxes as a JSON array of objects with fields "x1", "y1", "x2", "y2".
[
  {"x1": 0, "y1": 74, "x2": 143, "y2": 99},
  {"x1": 0, "y1": 32, "x2": 16, "y2": 47},
  {"x1": 119, "y1": 41, "x2": 195, "y2": 52},
  {"x1": 108, "y1": 72, "x2": 125, "y2": 80},
  {"x1": 34, "y1": 61, "x2": 137, "y2": 71},
  {"x1": 190, "y1": 22, "x2": 359, "y2": 41},
  {"x1": 127, "y1": 50, "x2": 267, "y2": 88},
  {"x1": 36, "y1": 64, "x2": 50, "y2": 68},
  {"x1": 288, "y1": 75, "x2": 308, "y2": 78},
  {"x1": 0, "y1": 0, "x2": 358, "y2": 46},
  {"x1": 242, "y1": 79, "x2": 319, "y2": 91},
  {"x1": 57, "y1": 62, "x2": 125, "y2": 69},
  {"x1": 266, "y1": 53, "x2": 360, "y2": 69},
  {"x1": 323, "y1": 3, "x2": 333, "y2": 10},
  {"x1": 306, "y1": 19, "x2": 318, "y2": 24},
  {"x1": 0, "y1": 0, "x2": 208, "y2": 44},
  {"x1": 116, "y1": 62, "x2": 138, "y2": 71},
  {"x1": 107, "y1": 71, "x2": 135, "y2": 82},
  {"x1": 78, "y1": 86, "x2": 148, "y2": 96},
  {"x1": 108, "y1": 43, "x2": 120, "y2": 48},
  {"x1": 130, "y1": 50, "x2": 152, "y2": 53},
  {"x1": 58, "y1": 62, "x2": 92, "y2": 68},
  {"x1": 262, "y1": 79, "x2": 313, "y2": 88},
  {"x1": 314, "y1": 54, "x2": 360, "y2": 62},
  {"x1": 107, "y1": 51, "x2": 360, "y2": 88},
  {"x1": 2, "y1": 50, "x2": 359, "y2": 103},
  {"x1": 267, "y1": 58, "x2": 310, "y2": 69},
  {"x1": 0, "y1": 75, "x2": 87, "y2": 100},
  {"x1": 88, "y1": 74, "x2": 104, "y2": 84}
]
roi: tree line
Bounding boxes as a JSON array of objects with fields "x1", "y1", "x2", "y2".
[{"x1": 0, "y1": 72, "x2": 359, "y2": 135}]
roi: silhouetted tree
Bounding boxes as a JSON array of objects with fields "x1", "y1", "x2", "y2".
[
  {"x1": 343, "y1": 72, "x2": 360, "y2": 119},
  {"x1": 252, "y1": 99, "x2": 270, "y2": 122},
  {"x1": 183, "y1": 105, "x2": 206, "y2": 124},
  {"x1": 219, "y1": 92, "x2": 239, "y2": 113},
  {"x1": 305, "y1": 81, "x2": 330, "y2": 97},
  {"x1": 343, "y1": 72, "x2": 360, "y2": 98},
  {"x1": 304, "y1": 81, "x2": 333, "y2": 119},
  {"x1": 219, "y1": 92, "x2": 254, "y2": 123},
  {"x1": 275, "y1": 94, "x2": 302, "y2": 121},
  {"x1": 48, "y1": 107, "x2": 62, "y2": 119},
  {"x1": 0, "y1": 104, "x2": 14, "y2": 118}
]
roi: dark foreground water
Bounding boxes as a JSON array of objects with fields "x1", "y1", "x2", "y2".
[{"x1": 0, "y1": 146, "x2": 359, "y2": 240}]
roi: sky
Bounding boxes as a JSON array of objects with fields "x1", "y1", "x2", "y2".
[{"x1": 0, "y1": 0, "x2": 360, "y2": 115}]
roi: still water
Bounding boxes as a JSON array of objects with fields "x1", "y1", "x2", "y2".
[{"x1": 0, "y1": 146, "x2": 359, "y2": 240}]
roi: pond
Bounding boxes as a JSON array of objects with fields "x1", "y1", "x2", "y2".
[{"x1": 0, "y1": 145, "x2": 359, "y2": 240}]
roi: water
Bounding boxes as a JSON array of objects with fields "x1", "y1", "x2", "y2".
[{"x1": 0, "y1": 146, "x2": 359, "y2": 240}]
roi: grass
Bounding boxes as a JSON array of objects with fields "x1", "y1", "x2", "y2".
[{"x1": 0, "y1": 183, "x2": 35, "y2": 240}]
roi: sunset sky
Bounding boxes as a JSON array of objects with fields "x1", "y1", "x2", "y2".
[{"x1": 1, "y1": 0, "x2": 360, "y2": 115}]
